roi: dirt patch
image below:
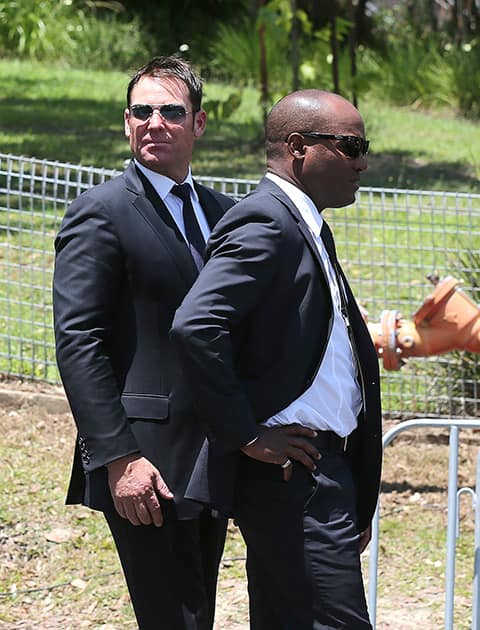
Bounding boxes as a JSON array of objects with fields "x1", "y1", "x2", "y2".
[{"x1": 1, "y1": 378, "x2": 479, "y2": 628}]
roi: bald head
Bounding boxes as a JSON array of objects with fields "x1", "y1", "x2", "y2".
[
  {"x1": 265, "y1": 89, "x2": 361, "y2": 162},
  {"x1": 264, "y1": 89, "x2": 367, "y2": 210}
]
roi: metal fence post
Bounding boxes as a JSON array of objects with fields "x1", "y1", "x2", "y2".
[
  {"x1": 445, "y1": 426, "x2": 459, "y2": 629},
  {"x1": 472, "y1": 451, "x2": 480, "y2": 630},
  {"x1": 368, "y1": 420, "x2": 480, "y2": 629},
  {"x1": 368, "y1": 501, "x2": 380, "y2": 627}
]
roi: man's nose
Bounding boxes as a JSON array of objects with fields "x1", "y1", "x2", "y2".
[
  {"x1": 355, "y1": 154, "x2": 368, "y2": 172},
  {"x1": 148, "y1": 109, "x2": 167, "y2": 127}
]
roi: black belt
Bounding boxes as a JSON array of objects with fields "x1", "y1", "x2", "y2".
[{"x1": 311, "y1": 430, "x2": 348, "y2": 452}]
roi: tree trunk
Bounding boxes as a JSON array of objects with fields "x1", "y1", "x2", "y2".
[
  {"x1": 354, "y1": 0, "x2": 368, "y2": 42},
  {"x1": 330, "y1": 11, "x2": 340, "y2": 94},
  {"x1": 349, "y1": 1, "x2": 358, "y2": 107},
  {"x1": 258, "y1": 0, "x2": 269, "y2": 126},
  {"x1": 291, "y1": 0, "x2": 300, "y2": 91}
]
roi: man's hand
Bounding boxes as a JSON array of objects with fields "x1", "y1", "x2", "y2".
[
  {"x1": 107, "y1": 454, "x2": 174, "y2": 527},
  {"x1": 359, "y1": 524, "x2": 372, "y2": 553},
  {"x1": 240, "y1": 424, "x2": 320, "y2": 481}
]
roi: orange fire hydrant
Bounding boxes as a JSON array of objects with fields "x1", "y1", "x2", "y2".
[{"x1": 365, "y1": 275, "x2": 480, "y2": 370}]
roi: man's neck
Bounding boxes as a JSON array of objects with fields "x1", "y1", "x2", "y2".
[
  {"x1": 134, "y1": 158, "x2": 191, "y2": 185},
  {"x1": 133, "y1": 157, "x2": 190, "y2": 184}
]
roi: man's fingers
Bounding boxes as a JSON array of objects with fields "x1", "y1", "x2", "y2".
[
  {"x1": 281, "y1": 423, "x2": 318, "y2": 438},
  {"x1": 113, "y1": 498, "x2": 127, "y2": 520},
  {"x1": 115, "y1": 495, "x2": 164, "y2": 527},
  {"x1": 135, "y1": 500, "x2": 154, "y2": 526},
  {"x1": 107, "y1": 456, "x2": 172, "y2": 527},
  {"x1": 288, "y1": 437, "x2": 320, "y2": 460},
  {"x1": 154, "y1": 473, "x2": 174, "y2": 500},
  {"x1": 282, "y1": 462, "x2": 294, "y2": 481},
  {"x1": 145, "y1": 491, "x2": 164, "y2": 527},
  {"x1": 288, "y1": 445, "x2": 318, "y2": 471},
  {"x1": 123, "y1": 501, "x2": 142, "y2": 526}
]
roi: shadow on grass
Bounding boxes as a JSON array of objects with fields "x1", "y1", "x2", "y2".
[
  {"x1": 381, "y1": 480, "x2": 445, "y2": 494},
  {"x1": 194, "y1": 120, "x2": 265, "y2": 178},
  {"x1": 1, "y1": 97, "x2": 128, "y2": 168},
  {"x1": 2, "y1": 97, "x2": 124, "y2": 131},
  {"x1": 364, "y1": 151, "x2": 479, "y2": 193}
]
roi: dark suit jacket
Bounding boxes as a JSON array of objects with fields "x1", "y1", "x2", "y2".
[
  {"x1": 170, "y1": 177, "x2": 382, "y2": 531},
  {"x1": 53, "y1": 161, "x2": 234, "y2": 519}
]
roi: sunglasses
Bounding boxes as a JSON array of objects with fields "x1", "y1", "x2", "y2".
[
  {"x1": 129, "y1": 103, "x2": 192, "y2": 122},
  {"x1": 300, "y1": 132, "x2": 369, "y2": 159}
]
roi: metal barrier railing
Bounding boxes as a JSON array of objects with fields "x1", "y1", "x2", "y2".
[
  {"x1": 368, "y1": 419, "x2": 480, "y2": 629},
  {"x1": 1, "y1": 152, "x2": 479, "y2": 421}
]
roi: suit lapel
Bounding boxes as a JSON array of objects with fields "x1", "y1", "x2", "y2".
[
  {"x1": 194, "y1": 183, "x2": 225, "y2": 230},
  {"x1": 124, "y1": 163, "x2": 199, "y2": 285},
  {"x1": 259, "y1": 178, "x2": 331, "y2": 285}
]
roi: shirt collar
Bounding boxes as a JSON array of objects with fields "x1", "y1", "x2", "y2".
[
  {"x1": 265, "y1": 172, "x2": 323, "y2": 238},
  {"x1": 134, "y1": 159, "x2": 198, "y2": 203}
]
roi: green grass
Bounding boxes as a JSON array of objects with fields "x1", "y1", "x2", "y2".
[
  {"x1": 361, "y1": 97, "x2": 480, "y2": 192},
  {"x1": 1, "y1": 60, "x2": 479, "y2": 191},
  {"x1": 0, "y1": 61, "x2": 128, "y2": 167},
  {"x1": 1, "y1": 59, "x2": 479, "y2": 413}
]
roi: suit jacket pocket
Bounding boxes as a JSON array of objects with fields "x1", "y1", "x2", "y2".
[{"x1": 121, "y1": 393, "x2": 169, "y2": 422}]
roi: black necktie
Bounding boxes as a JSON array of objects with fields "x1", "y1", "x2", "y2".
[
  {"x1": 321, "y1": 219, "x2": 349, "y2": 320},
  {"x1": 171, "y1": 183, "x2": 206, "y2": 271},
  {"x1": 320, "y1": 219, "x2": 338, "y2": 264}
]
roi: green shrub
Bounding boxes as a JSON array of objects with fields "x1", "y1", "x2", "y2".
[
  {"x1": 65, "y1": 13, "x2": 151, "y2": 71},
  {"x1": 208, "y1": 18, "x2": 290, "y2": 91},
  {"x1": 368, "y1": 36, "x2": 452, "y2": 109},
  {"x1": 446, "y1": 40, "x2": 480, "y2": 119},
  {"x1": 0, "y1": 0, "x2": 76, "y2": 59},
  {"x1": 0, "y1": 0, "x2": 152, "y2": 70}
]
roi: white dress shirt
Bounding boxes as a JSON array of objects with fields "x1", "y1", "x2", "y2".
[
  {"x1": 262, "y1": 173, "x2": 362, "y2": 437},
  {"x1": 134, "y1": 159, "x2": 211, "y2": 243}
]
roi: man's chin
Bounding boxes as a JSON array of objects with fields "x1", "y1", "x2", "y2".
[
  {"x1": 331, "y1": 194, "x2": 356, "y2": 209},
  {"x1": 138, "y1": 152, "x2": 169, "y2": 169}
]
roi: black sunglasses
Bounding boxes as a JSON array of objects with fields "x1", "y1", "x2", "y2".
[
  {"x1": 300, "y1": 132, "x2": 369, "y2": 159},
  {"x1": 129, "y1": 103, "x2": 192, "y2": 122}
]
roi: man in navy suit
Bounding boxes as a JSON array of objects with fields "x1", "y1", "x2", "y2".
[
  {"x1": 53, "y1": 56, "x2": 236, "y2": 630},
  {"x1": 171, "y1": 89, "x2": 383, "y2": 629}
]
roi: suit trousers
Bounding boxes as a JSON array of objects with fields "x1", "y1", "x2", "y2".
[
  {"x1": 234, "y1": 452, "x2": 372, "y2": 630},
  {"x1": 104, "y1": 505, "x2": 227, "y2": 630}
]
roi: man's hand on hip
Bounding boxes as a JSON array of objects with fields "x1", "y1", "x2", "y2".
[
  {"x1": 240, "y1": 424, "x2": 320, "y2": 481},
  {"x1": 107, "y1": 454, "x2": 173, "y2": 527}
]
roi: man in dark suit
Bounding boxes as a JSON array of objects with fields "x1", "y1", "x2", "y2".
[
  {"x1": 53, "y1": 56, "x2": 235, "y2": 630},
  {"x1": 171, "y1": 89, "x2": 383, "y2": 629}
]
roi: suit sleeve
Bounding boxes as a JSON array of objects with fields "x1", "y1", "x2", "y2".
[
  {"x1": 53, "y1": 193, "x2": 139, "y2": 471},
  {"x1": 170, "y1": 204, "x2": 283, "y2": 454}
]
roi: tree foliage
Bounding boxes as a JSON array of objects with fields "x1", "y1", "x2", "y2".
[
  {"x1": 0, "y1": 0, "x2": 150, "y2": 68},
  {"x1": 1, "y1": 0, "x2": 479, "y2": 117}
]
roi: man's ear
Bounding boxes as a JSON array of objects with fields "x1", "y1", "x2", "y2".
[
  {"x1": 193, "y1": 109, "x2": 207, "y2": 138},
  {"x1": 124, "y1": 109, "x2": 131, "y2": 139},
  {"x1": 286, "y1": 132, "x2": 305, "y2": 159}
]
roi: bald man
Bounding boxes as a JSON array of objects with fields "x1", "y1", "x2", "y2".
[{"x1": 171, "y1": 90, "x2": 382, "y2": 629}]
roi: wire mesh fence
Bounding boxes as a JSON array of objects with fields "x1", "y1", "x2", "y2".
[{"x1": 1, "y1": 152, "x2": 479, "y2": 420}]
